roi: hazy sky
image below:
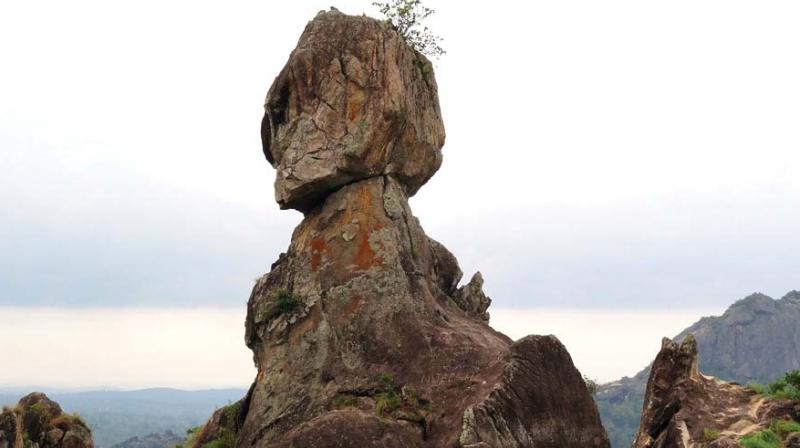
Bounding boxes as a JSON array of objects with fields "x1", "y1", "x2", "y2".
[
  {"x1": 0, "y1": 306, "x2": 723, "y2": 387},
  {"x1": 1, "y1": 1, "x2": 799, "y2": 386},
  {"x1": 2, "y1": 0, "x2": 799, "y2": 309}
]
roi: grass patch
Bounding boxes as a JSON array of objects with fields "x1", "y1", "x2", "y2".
[
  {"x1": 204, "y1": 402, "x2": 240, "y2": 448},
  {"x1": 769, "y1": 419, "x2": 800, "y2": 438},
  {"x1": 740, "y1": 429, "x2": 782, "y2": 448},
  {"x1": 702, "y1": 428, "x2": 721, "y2": 442},
  {"x1": 261, "y1": 289, "x2": 302, "y2": 321},
  {"x1": 26, "y1": 403, "x2": 53, "y2": 436},
  {"x1": 330, "y1": 393, "x2": 359, "y2": 409},
  {"x1": 748, "y1": 369, "x2": 800, "y2": 401},
  {"x1": 374, "y1": 390, "x2": 402, "y2": 416},
  {"x1": 370, "y1": 373, "x2": 431, "y2": 421},
  {"x1": 50, "y1": 413, "x2": 89, "y2": 431}
]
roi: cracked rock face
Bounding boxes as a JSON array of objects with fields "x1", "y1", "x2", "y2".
[
  {"x1": 239, "y1": 9, "x2": 609, "y2": 448},
  {"x1": 261, "y1": 9, "x2": 445, "y2": 212},
  {"x1": 633, "y1": 336, "x2": 800, "y2": 448},
  {"x1": 0, "y1": 393, "x2": 93, "y2": 448}
]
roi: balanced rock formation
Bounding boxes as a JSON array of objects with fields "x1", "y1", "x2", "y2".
[
  {"x1": 0, "y1": 393, "x2": 93, "y2": 448},
  {"x1": 633, "y1": 336, "x2": 800, "y2": 448},
  {"x1": 237, "y1": 8, "x2": 609, "y2": 448}
]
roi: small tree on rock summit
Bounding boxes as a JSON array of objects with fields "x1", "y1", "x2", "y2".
[{"x1": 373, "y1": 0, "x2": 445, "y2": 59}]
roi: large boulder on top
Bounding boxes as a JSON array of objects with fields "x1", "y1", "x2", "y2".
[{"x1": 261, "y1": 8, "x2": 445, "y2": 212}]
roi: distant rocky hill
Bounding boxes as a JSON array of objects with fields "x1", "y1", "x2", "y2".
[
  {"x1": 110, "y1": 431, "x2": 181, "y2": 448},
  {"x1": 597, "y1": 290, "x2": 800, "y2": 448},
  {"x1": 0, "y1": 392, "x2": 93, "y2": 448}
]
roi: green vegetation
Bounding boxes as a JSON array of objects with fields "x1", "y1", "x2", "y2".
[
  {"x1": 261, "y1": 289, "x2": 303, "y2": 321},
  {"x1": 739, "y1": 429, "x2": 782, "y2": 448},
  {"x1": 50, "y1": 412, "x2": 89, "y2": 431},
  {"x1": 373, "y1": 372, "x2": 401, "y2": 417},
  {"x1": 374, "y1": 390, "x2": 402, "y2": 416},
  {"x1": 376, "y1": 373, "x2": 395, "y2": 389},
  {"x1": 203, "y1": 402, "x2": 240, "y2": 448},
  {"x1": 583, "y1": 375, "x2": 598, "y2": 395},
  {"x1": 748, "y1": 369, "x2": 800, "y2": 401},
  {"x1": 330, "y1": 393, "x2": 359, "y2": 409},
  {"x1": 26, "y1": 403, "x2": 53, "y2": 436},
  {"x1": 174, "y1": 402, "x2": 240, "y2": 448},
  {"x1": 328, "y1": 373, "x2": 431, "y2": 423},
  {"x1": 328, "y1": 372, "x2": 431, "y2": 422},
  {"x1": 175, "y1": 426, "x2": 202, "y2": 448},
  {"x1": 702, "y1": 428, "x2": 721, "y2": 442},
  {"x1": 373, "y1": 0, "x2": 445, "y2": 59},
  {"x1": 769, "y1": 419, "x2": 800, "y2": 438}
]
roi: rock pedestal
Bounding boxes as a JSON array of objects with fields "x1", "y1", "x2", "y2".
[{"x1": 238, "y1": 9, "x2": 609, "y2": 448}]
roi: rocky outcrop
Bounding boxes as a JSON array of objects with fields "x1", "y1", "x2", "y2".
[
  {"x1": 237, "y1": 8, "x2": 609, "y2": 448},
  {"x1": 0, "y1": 393, "x2": 93, "y2": 448},
  {"x1": 633, "y1": 336, "x2": 800, "y2": 448},
  {"x1": 597, "y1": 290, "x2": 800, "y2": 448}
]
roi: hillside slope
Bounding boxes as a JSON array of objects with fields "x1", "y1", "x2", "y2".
[{"x1": 597, "y1": 290, "x2": 800, "y2": 448}]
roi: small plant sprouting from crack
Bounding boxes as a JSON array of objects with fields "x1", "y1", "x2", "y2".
[{"x1": 261, "y1": 288, "x2": 303, "y2": 322}]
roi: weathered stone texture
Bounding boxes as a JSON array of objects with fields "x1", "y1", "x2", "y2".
[{"x1": 261, "y1": 9, "x2": 445, "y2": 212}]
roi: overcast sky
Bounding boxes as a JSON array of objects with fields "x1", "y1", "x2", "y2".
[{"x1": 1, "y1": 0, "x2": 799, "y2": 387}]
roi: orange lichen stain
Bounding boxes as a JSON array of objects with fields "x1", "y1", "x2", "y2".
[
  {"x1": 310, "y1": 238, "x2": 327, "y2": 271},
  {"x1": 346, "y1": 85, "x2": 365, "y2": 122},
  {"x1": 357, "y1": 183, "x2": 373, "y2": 209},
  {"x1": 345, "y1": 295, "x2": 364, "y2": 315},
  {"x1": 355, "y1": 229, "x2": 381, "y2": 270}
]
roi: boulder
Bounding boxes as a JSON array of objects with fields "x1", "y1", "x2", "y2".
[{"x1": 262, "y1": 9, "x2": 445, "y2": 212}]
